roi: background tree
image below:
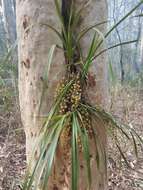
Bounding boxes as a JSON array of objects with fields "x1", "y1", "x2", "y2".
[
  {"x1": 0, "y1": 0, "x2": 17, "y2": 90},
  {"x1": 1, "y1": 0, "x2": 16, "y2": 48},
  {"x1": 107, "y1": 0, "x2": 143, "y2": 83},
  {"x1": 0, "y1": 11, "x2": 6, "y2": 55}
]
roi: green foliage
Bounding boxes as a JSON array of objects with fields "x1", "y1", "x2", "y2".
[
  {"x1": 38, "y1": 45, "x2": 56, "y2": 113},
  {"x1": 0, "y1": 41, "x2": 18, "y2": 79},
  {"x1": 108, "y1": 60, "x2": 117, "y2": 86},
  {"x1": 126, "y1": 71, "x2": 143, "y2": 87},
  {"x1": 22, "y1": 0, "x2": 143, "y2": 189},
  {"x1": 0, "y1": 42, "x2": 18, "y2": 111},
  {"x1": 0, "y1": 87, "x2": 15, "y2": 111}
]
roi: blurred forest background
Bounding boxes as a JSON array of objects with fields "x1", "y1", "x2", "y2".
[
  {"x1": 0, "y1": 0, "x2": 143, "y2": 190},
  {"x1": 1, "y1": 0, "x2": 143, "y2": 107}
]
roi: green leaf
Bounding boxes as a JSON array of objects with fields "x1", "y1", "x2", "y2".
[
  {"x1": 134, "y1": 14, "x2": 143, "y2": 17},
  {"x1": 44, "y1": 45, "x2": 56, "y2": 81},
  {"x1": 76, "y1": 111, "x2": 91, "y2": 189},
  {"x1": 40, "y1": 23, "x2": 65, "y2": 47},
  {"x1": 39, "y1": 45, "x2": 56, "y2": 113},
  {"x1": 54, "y1": 0, "x2": 65, "y2": 32},
  {"x1": 95, "y1": 0, "x2": 143, "y2": 53},
  {"x1": 76, "y1": 21, "x2": 108, "y2": 43},
  {"x1": 23, "y1": 115, "x2": 67, "y2": 190},
  {"x1": 22, "y1": 122, "x2": 59, "y2": 189},
  {"x1": 42, "y1": 79, "x2": 73, "y2": 130},
  {"x1": 42, "y1": 116, "x2": 66, "y2": 190},
  {"x1": 81, "y1": 27, "x2": 105, "y2": 78},
  {"x1": 81, "y1": 33, "x2": 97, "y2": 78},
  {"x1": 108, "y1": 60, "x2": 116, "y2": 86},
  {"x1": 130, "y1": 132, "x2": 138, "y2": 159},
  {"x1": 93, "y1": 39, "x2": 138, "y2": 59},
  {"x1": 105, "y1": 1, "x2": 143, "y2": 39},
  {"x1": 72, "y1": 113, "x2": 79, "y2": 190},
  {"x1": 80, "y1": 103, "x2": 131, "y2": 141},
  {"x1": 71, "y1": 0, "x2": 93, "y2": 31},
  {"x1": 116, "y1": 143, "x2": 131, "y2": 168},
  {"x1": 124, "y1": 124, "x2": 143, "y2": 145}
]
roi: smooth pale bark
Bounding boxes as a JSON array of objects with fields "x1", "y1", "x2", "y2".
[
  {"x1": 16, "y1": 0, "x2": 65, "y2": 162},
  {"x1": 75, "y1": 0, "x2": 108, "y2": 106},
  {"x1": 76, "y1": 1, "x2": 108, "y2": 189},
  {"x1": 16, "y1": 0, "x2": 108, "y2": 189}
]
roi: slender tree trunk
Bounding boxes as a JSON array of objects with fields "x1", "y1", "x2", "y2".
[
  {"x1": 113, "y1": 0, "x2": 124, "y2": 83},
  {"x1": 1, "y1": 0, "x2": 16, "y2": 47},
  {"x1": 0, "y1": 12, "x2": 7, "y2": 54},
  {"x1": 16, "y1": 0, "x2": 108, "y2": 189},
  {"x1": 133, "y1": 15, "x2": 141, "y2": 74}
]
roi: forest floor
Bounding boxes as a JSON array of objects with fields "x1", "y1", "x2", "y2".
[{"x1": 0, "y1": 87, "x2": 143, "y2": 190}]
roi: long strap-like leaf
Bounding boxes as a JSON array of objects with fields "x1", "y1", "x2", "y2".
[
  {"x1": 94, "y1": 0, "x2": 143, "y2": 53},
  {"x1": 42, "y1": 116, "x2": 66, "y2": 190},
  {"x1": 72, "y1": 113, "x2": 79, "y2": 190},
  {"x1": 77, "y1": 111, "x2": 92, "y2": 189}
]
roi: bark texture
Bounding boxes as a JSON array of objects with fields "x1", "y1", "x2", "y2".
[
  {"x1": 76, "y1": 0, "x2": 108, "y2": 106},
  {"x1": 76, "y1": 1, "x2": 108, "y2": 189},
  {"x1": 16, "y1": 0, "x2": 108, "y2": 189},
  {"x1": 16, "y1": 0, "x2": 65, "y2": 162}
]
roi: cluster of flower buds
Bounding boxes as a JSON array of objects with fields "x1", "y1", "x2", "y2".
[
  {"x1": 55, "y1": 74, "x2": 93, "y2": 153},
  {"x1": 55, "y1": 74, "x2": 82, "y2": 114},
  {"x1": 79, "y1": 108, "x2": 93, "y2": 136},
  {"x1": 71, "y1": 78, "x2": 82, "y2": 110}
]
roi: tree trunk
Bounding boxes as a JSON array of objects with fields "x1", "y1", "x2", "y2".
[
  {"x1": 16, "y1": 0, "x2": 108, "y2": 189},
  {"x1": 76, "y1": 1, "x2": 108, "y2": 189},
  {"x1": 0, "y1": 12, "x2": 7, "y2": 55},
  {"x1": 1, "y1": 0, "x2": 16, "y2": 47}
]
